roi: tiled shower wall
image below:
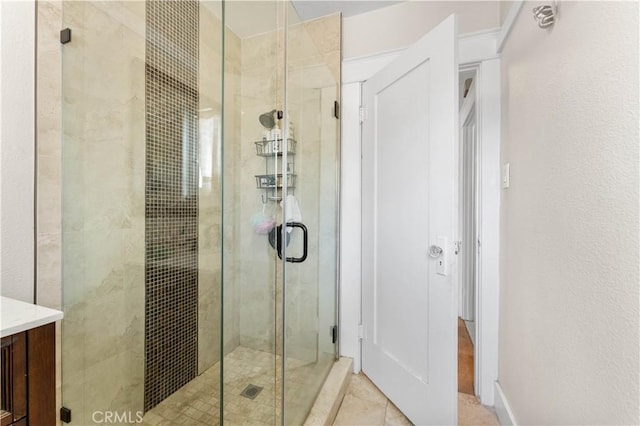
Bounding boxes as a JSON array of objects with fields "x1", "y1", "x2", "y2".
[
  {"x1": 144, "y1": 0, "x2": 199, "y2": 412},
  {"x1": 236, "y1": 26, "x2": 281, "y2": 355},
  {"x1": 199, "y1": 3, "x2": 243, "y2": 370}
]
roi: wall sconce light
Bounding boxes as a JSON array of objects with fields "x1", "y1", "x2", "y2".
[{"x1": 532, "y1": 2, "x2": 556, "y2": 29}]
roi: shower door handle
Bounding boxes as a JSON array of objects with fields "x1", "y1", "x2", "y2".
[{"x1": 274, "y1": 222, "x2": 308, "y2": 263}]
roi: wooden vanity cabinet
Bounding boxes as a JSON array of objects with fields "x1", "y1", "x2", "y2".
[
  {"x1": 1, "y1": 323, "x2": 55, "y2": 426},
  {"x1": 1, "y1": 331, "x2": 26, "y2": 426}
]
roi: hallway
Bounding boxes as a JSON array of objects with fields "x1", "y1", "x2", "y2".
[{"x1": 458, "y1": 318, "x2": 474, "y2": 395}]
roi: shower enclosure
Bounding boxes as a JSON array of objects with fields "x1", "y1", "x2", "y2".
[{"x1": 60, "y1": 1, "x2": 340, "y2": 424}]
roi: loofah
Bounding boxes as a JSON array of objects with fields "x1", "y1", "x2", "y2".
[{"x1": 251, "y1": 212, "x2": 276, "y2": 234}]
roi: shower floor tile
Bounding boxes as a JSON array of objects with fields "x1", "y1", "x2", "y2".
[{"x1": 141, "y1": 346, "x2": 334, "y2": 426}]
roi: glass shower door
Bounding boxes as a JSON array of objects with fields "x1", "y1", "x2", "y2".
[
  {"x1": 220, "y1": 1, "x2": 340, "y2": 423},
  {"x1": 220, "y1": 1, "x2": 283, "y2": 424},
  {"x1": 281, "y1": 4, "x2": 341, "y2": 424}
]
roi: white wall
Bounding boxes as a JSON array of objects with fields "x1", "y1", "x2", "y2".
[
  {"x1": 0, "y1": 0, "x2": 35, "y2": 303},
  {"x1": 342, "y1": 1, "x2": 500, "y2": 59},
  {"x1": 498, "y1": 2, "x2": 639, "y2": 424}
]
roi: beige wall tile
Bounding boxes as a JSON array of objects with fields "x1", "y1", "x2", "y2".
[{"x1": 198, "y1": 2, "x2": 225, "y2": 375}]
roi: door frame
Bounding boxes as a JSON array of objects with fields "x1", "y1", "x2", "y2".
[
  {"x1": 458, "y1": 76, "x2": 478, "y2": 323},
  {"x1": 339, "y1": 28, "x2": 501, "y2": 406}
]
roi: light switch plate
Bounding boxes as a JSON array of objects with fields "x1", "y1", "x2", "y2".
[{"x1": 502, "y1": 163, "x2": 510, "y2": 189}]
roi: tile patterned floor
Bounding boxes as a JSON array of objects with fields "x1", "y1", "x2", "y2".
[
  {"x1": 141, "y1": 346, "x2": 333, "y2": 426},
  {"x1": 141, "y1": 348, "x2": 498, "y2": 426},
  {"x1": 333, "y1": 373, "x2": 500, "y2": 426}
]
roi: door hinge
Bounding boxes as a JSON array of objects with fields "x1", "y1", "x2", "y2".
[
  {"x1": 454, "y1": 240, "x2": 461, "y2": 255},
  {"x1": 333, "y1": 101, "x2": 340, "y2": 119},
  {"x1": 60, "y1": 28, "x2": 71, "y2": 45},
  {"x1": 359, "y1": 105, "x2": 367, "y2": 123},
  {"x1": 357, "y1": 324, "x2": 364, "y2": 340},
  {"x1": 60, "y1": 407, "x2": 72, "y2": 423},
  {"x1": 330, "y1": 325, "x2": 338, "y2": 344}
]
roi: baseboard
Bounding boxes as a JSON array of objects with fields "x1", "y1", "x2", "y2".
[{"x1": 494, "y1": 381, "x2": 518, "y2": 425}]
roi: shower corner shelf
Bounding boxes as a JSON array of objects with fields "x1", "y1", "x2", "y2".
[
  {"x1": 255, "y1": 174, "x2": 297, "y2": 189},
  {"x1": 255, "y1": 138, "x2": 297, "y2": 156},
  {"x1": 255, "y1": 137, "x2": 298, "y2": 203}
]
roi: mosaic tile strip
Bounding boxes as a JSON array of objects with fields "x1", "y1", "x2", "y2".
[{"x1": 144, "y1": 0, "x2": 199, "y2": 412}]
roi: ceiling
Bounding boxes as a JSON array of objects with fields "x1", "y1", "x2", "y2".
[{"x1": 291, "y1": 1, "x2": 402, "y2": 21}]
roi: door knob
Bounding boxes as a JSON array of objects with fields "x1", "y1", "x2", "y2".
[{"x1": 428, "y1": 245, "x2": 443, "y2": 258}]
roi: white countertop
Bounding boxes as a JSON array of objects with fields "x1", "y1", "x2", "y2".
[{"x1": 0, "y1": 296, "x2": 63, "y2": 338}]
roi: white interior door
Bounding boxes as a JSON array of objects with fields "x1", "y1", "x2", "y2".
[{"x1": 361, "y1": 15, "x2": 458, "y2": 425}]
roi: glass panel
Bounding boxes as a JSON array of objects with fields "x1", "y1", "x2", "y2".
[
  {"x1": 60, "y1": 0, "x2": 339, "y2": 423},
  {"x1": 61, "y1": 1, "x2": 223, "y2": 424},
  {"x1": 282, "y1": 4, "x2": 341, "y2": 424},
  {"x1": 61, "y1": 3, "x2": 147, "y2": 423},
  {"x1": 221, "y1": 1, "x2": 283, "y2": 424}
]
